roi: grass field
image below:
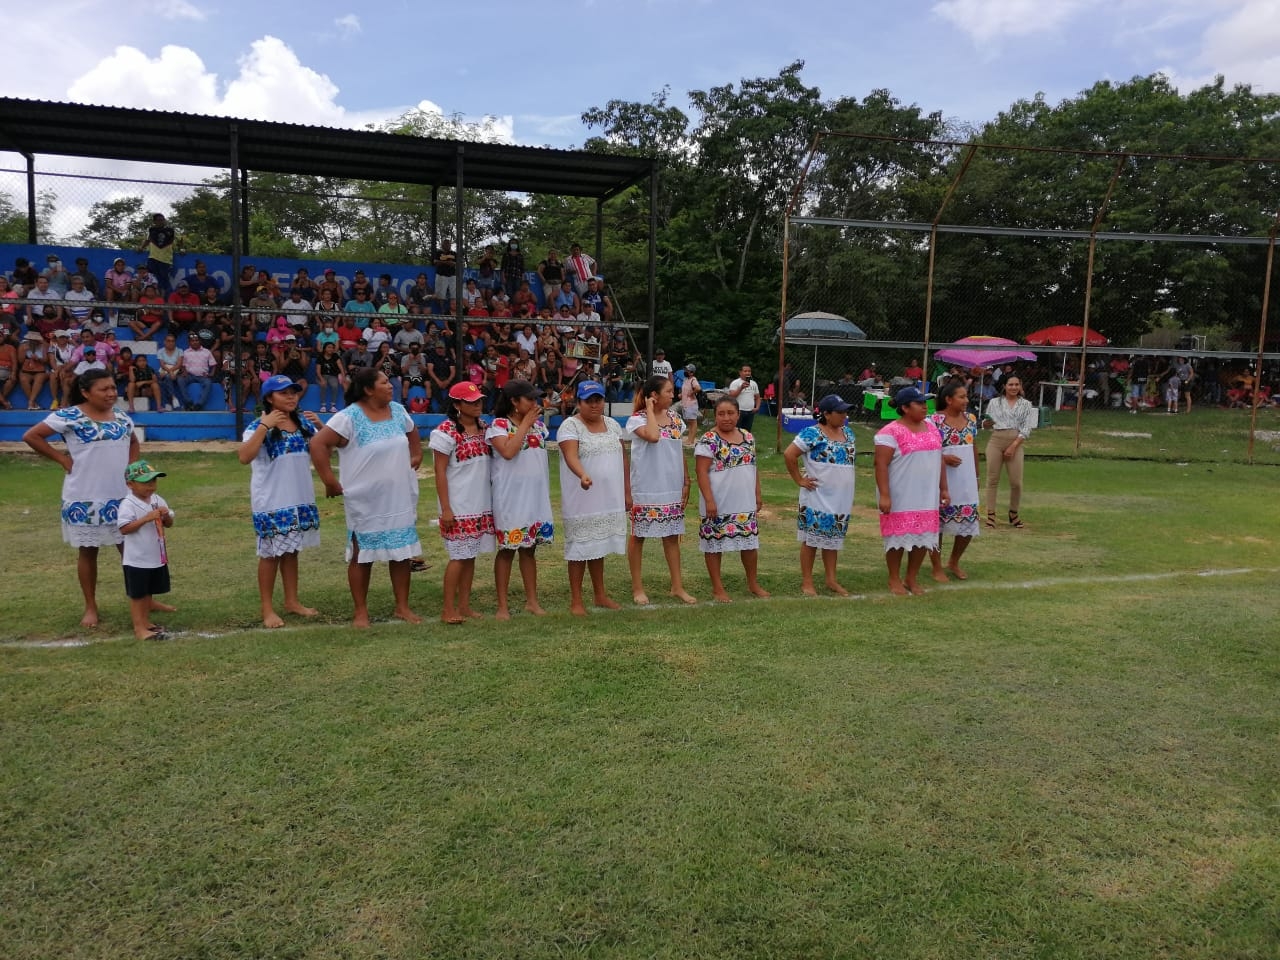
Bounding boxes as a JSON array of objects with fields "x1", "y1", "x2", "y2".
[{"x1": 2, "y1": 433, "x2": 1279, "y2": 958}]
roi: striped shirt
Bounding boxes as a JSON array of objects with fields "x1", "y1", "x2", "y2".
[{"x1": 985, "y1": 396, "x2": 1036, "y2": 439}]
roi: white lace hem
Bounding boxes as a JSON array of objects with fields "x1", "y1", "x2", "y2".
[
  {"x1": 699, "y1": 534, "x2": 759, "y2": 554},
  {"x1": 881, "y1": 533, "x2": 939, "y2": 553},
  {"x1": 797, "y1": 531, "x2": 847, "y2": 550},
  {"x1": 444, "y1": 533, "x2": 496, "y2": 561},
  {"x1": 631, "y1": 515, "x2": 685, "y2": 538},
  {"x1": 62, "y1": 522, "x2": 123, "y2": 548},
  {"x1": 940, "y1": 519, "x2": 979, "y2": 538},
  {"x1": 257, "y1": 528, "x2": 321, "y2": 558}
]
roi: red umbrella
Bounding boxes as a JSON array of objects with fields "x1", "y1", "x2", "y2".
[{"x1": 1025, "y1": 324, "x2": 1109, "y2": 347}]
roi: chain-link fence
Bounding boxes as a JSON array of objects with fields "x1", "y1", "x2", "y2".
[{"x1": 780, "y1": 135, "x2": 1280, "y2": 463}]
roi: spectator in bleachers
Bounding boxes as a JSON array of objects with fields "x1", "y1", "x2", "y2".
[
  {"x1": 349, "y1": 269, "x2": 373, "y2": 301},
  {"x1": 131, "y1": 283, "x2": 166, "y2": 340},
  {"x1": 12, "y1": 257, "x2": 38, "y2": 292},
  {"x1": 73, "y1": 258, "x2": 99, "y2": 297},
  {"x1": 167, "y1": 280, "x2": 201, "y2": 334},
  {"x1": 363, "y1": 317, "x2": 391, "y2": 352},
  {"x1": 178, "y1": 331, "x2": 217, "y2": 411},
  {"x1": 315, "y1": 316, "x2": 339, "y2": 352},
  {"x1": 553, "y1": 280, "x2": 579, "y2": 316},
  {"x1": 577, "y1": 301, "x2": 601, "y2": 327},
  {"x1": 185, "y1": 260, "x2": 219, "y2": 299},
  {"x1": 19, "y1": 330, "x2": 50, "y2": 409},
  {"x1": 42, "y1": 255, "x2": 71, "y2": 295},
  {"x1": 537, "y1": 248, "x2": 564, "y2": 307},
  {"x1": 137, "y1": 213, "x2": 179, "y2": 293},
  {"x1": 316, "y1": 342, "x2": 345, "y2": 413},
  {"x1": 378, "y1": 290, "x2": 408, "y2": 324},
  {"x1": 256, "y1": 269, "x2": 282, "y2": 302},
  {"x1": 246, "y1": 285, "x2": 278, "y2": 333},
  {"x1": 0, "y1": 333, "x2": 16, "y2": 408},
  {"x1": 427, "y1": 340, "x2": 456, "y2": 413},
  {"x1": 407, "y1": 272, "x2": 433, "y2": 316},
  {"x1": 26, "y1": 275, "x2": 63, "y2": 325},
  {"x1": 134, "y1": 263, "x2": 158, "y2": 295},
  {"x1": 433, "y1": 239, "x2": 458, "y2": 312},
  {"x1": 104, "y1": 258, "x2": 134, "y2": 312},
  {"x1": 515, "y1": 324, "x2": 538, "y2": 356},
  {"x1": 72, "y1": 345, "x2": 107, "y2": 379},
  {"x1": 237, "y1": 265, "x2": 259, "y2": 306},
  {"x1": 279, "y1": 339, "x2": 310, "y2": 392},
  {"x1": 280, "y1": 286, "x2": 313, "y2": 327},
  {"x1": 0, "y1": 275, "x2": 18, "y2": 317},
  {"x1": 393, "y1": 316, "x2": 423, "y2": 352},
  {"x1": 198, "y1": 285, "x2": 228, "y2": 335},
  {"x1": 63, "y1": 274, "x2": 95, "y2": 325},
  {"x1": 253, "y1": 341, "x2": 275, "y2": 381},
  {"x1": 335, "y1": 314, "x2": 362, "y2": 352},
  {"x1": 222, "y1": 348, "x2": 257, "y2": 412},
  {"x1": 566, "y1": 243, "x2": 596, "y2": 296},
  {"x1": 462, "y1": 278, "x2": 486, "y2": 315},
  {"x1": 344, "y1": 335, "x2": 375, "y2": 373},
  {"x1": 371, "y1": 273, "x2": 396, "y2": 309},
  {"x1": 582, "y1": 277, "x2": 612, "y2": 324},
  {"x1": 343, "y1": 286, "x2": 376, "y2": 328},
  {"x1": 476, "y1": 244, "x2": 500, "y2": 301},
  {"x1": 314, "y1": 286, "x2": 340, "y2": 323},
  {"x1": 50, "y1": 331, "x2": 77, "y2": 405},
  {"x1": 83, "y1": 310, "x2": 112, "y2": 339},
  {"x1": 127, "y1": 352, "x2": 163, "y2": 414},
  {"x1": 374, "y1": 341, "x2": 401, "y2": 401},
  {"x1": 290, "y1": 266, "x2": 319, "y2": 303},
  {"x1": 155, "y1": 333, "x2": 184, "y2": 410},
  {"x1": 111, "y1": 346, "x2": 133, "y2": 396},
  {"x1": 316, "y1": 268, "x2": 342, "y2": 305},
  {"x1": 500, "y1": 240, "x2": 525, "y2": 298}
]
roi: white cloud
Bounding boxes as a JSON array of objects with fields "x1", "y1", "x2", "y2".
[
  {"x1": 335, "y1": 14, "x2": 361, "y2": 36},
  {"x1": 157, "y1": 0, "x2": 206, "y2": 21},
  {"x1": 931, "y1": 0, "x2": 1096, "y2": 44}
]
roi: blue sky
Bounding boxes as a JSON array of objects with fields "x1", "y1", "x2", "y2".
[{"x1": 8, "y1": 0, "x2": 1278, "y2": 150}]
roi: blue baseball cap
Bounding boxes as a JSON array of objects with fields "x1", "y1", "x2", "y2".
[
  {"x1": 893, "y1": 386, "x2": 928, "y2": 408},
  {"x1": 576, "y1": 381, "x2": 606, "y2": 400},
  {"x1": 262, "y1": 374, "x2": 304, "y2": 396},
  {"x1": 816, "y1": 394, "x2": 851, "y2": 413}
]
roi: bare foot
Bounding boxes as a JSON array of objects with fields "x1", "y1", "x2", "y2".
[
  {"x1": 633, "y1": 591, "x2": 651, "y2": 605},
  {"x1": 595, "y1": 597, "x2": 621, "y2": 610},
  {"x1": 748, "y1": 585, "x2": 771, "y2": 598},
  {"x1": 393, "y1": 607, "x2": 422, "y2": 624},
  {"x1": 712, "y1": 590, "x2": 733, "y2": 603},
  {"x1": 570, "y1": 603, "x2": 588, "y2": 617},
  {"x1": 263, "y1": 612, "x2": 285, "y2": 629},
  {"x1": 888, "y1": 581, "x2": 909, "y2": 596},
  {"x1": 461, "y1": 608, "x2": 483, "y2": 619},
  {"x1": 149, "y1": 600, "x2": 177, "y2": 612},
  {"x1": 524, "y1": 603, "x2": 548, "y2": 616},
  {"x1": 284, "y1": 603, "x2": 319, "y2": 617},
  {"x1": 906, "y1": 582, "x2": 926, "y2": 596},
  {"x1": 441, "y1": 613, "x2": 465, "y2": 625},
  {"x1": 80, "y1": 610, "x2": 100, "y2": 628},
  {"x1": 947, "y1": 565, "x2": 968, "y2": 581},
  {"x1": 826, "y1": 581, "x2": 850, "y2": 596},
  {"x1": 931, "y1": 568, "x2": 950, "y2": 583},
  {"x1": 669, "y1": 590, "x2": 697, "y2": 605},
  {"x1": 801, "y1": 583, "x2": 818, "y2": 597},
  {"x1": 495, "y1": 608, "x2": 511, "y2": 621},
  {"x1": 352, "y1": 613, "x2": 372, "y2": 629}
]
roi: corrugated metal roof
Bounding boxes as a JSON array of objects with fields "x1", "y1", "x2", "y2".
[{"x1": 0, "y1": 98, "x2": 654, "y2": 198}]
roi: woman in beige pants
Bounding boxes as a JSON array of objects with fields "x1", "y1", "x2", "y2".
[{"x1": 982, "y1": 376, "x2": 1036, "y2": 528}]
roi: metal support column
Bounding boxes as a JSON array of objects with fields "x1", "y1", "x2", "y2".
[
  {"x1": 647, "y1": 163, "x2": 658, "y2": 364},
  {"x1": 229, "y1": 124, "x2": 245, "y2": 439},
  {"x1": 239, "y1": 168, "x2": 251, "y2": 257},
  {"x1": 24, "y1": 152, "x2": 37, "y2": 243},
  {"x1": 1248, "y1": 207, "x2": 1280, "y2": 462},
  {"x1": 594, "y1": 199, "x2": 604, "y2": 274},
  {"x1": 922, "y1": 144, "x2": 978, "y2": 378},
  {"x1": 431, "y1": 185, "x2": 439, "y2": 257},
  {"x1": 454, "y1": 148, "x2": 466, "y2": 362}
]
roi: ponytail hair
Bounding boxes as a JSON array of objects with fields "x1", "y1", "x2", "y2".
[{"x1": 632, "y1": 375, "x2": 670, "y2": 414}]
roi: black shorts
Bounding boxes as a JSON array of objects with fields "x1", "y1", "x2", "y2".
[{"x1": 123, "y1": 564, "x2": 171, "y2": 600}]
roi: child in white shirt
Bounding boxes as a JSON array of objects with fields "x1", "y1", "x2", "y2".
[{"x1": 117, "y1": 459, "x2": 177, "y2": 640}]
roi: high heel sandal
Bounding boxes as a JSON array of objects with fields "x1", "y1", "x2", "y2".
[
  {"x1": 984, "y1": 512, "x2": 997, "y2": 529},
  {"x1": 1008, "y1": 511, "x2": 1025, "y2": 529}
]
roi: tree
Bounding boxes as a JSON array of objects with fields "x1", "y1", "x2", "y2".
[{"x1": 77, "y1": 196, "x2": 150, "y2": 248}]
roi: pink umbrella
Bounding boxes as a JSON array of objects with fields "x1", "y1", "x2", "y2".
[{"x1": 934, "y1": 336, "x2": 1038, "y2": 368}]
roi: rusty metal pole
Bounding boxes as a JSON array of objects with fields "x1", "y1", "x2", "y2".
[
  {"x1": 1247, "y1": 212, "x2": 1280, "y2": 462},
  {"x1": 1073, "y1": 156, "x2": 1126, "y2": 456},
  {"x1": 923, "y1": 145, "x2": 978, "y2": 384},
  {"x1": 779, "y1": 134, "x2": 823, "y2": 452}
]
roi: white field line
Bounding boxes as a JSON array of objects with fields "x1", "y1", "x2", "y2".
[{"x1": 5, "y1": 567, "x2": 1274, "y2": 648}]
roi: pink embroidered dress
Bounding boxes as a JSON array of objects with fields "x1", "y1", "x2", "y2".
[{"x1": 873, "y1": 418, "x2": 942, "y2": 552}]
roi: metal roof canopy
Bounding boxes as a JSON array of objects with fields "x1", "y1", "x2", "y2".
[
  {"x1": 0, "y1": 98, "x2": 654, "y2": 198},
  {"x1": 0, "y1": 98, "x2": 660, "y2": 439}
]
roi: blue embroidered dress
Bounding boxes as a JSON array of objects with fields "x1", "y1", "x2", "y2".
[
  {"x1": 243, "y1": 415, "x2": 321, "y2": 558},
  {"x1": 791, "y1": 423, "x2": 856, "y2": 550},
  {"x1": 42, "y1": 407, "x2": 134, "y2": 548},
  {"x1": 327, "y1": 402, "x2": 422, "y2": 562}
]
